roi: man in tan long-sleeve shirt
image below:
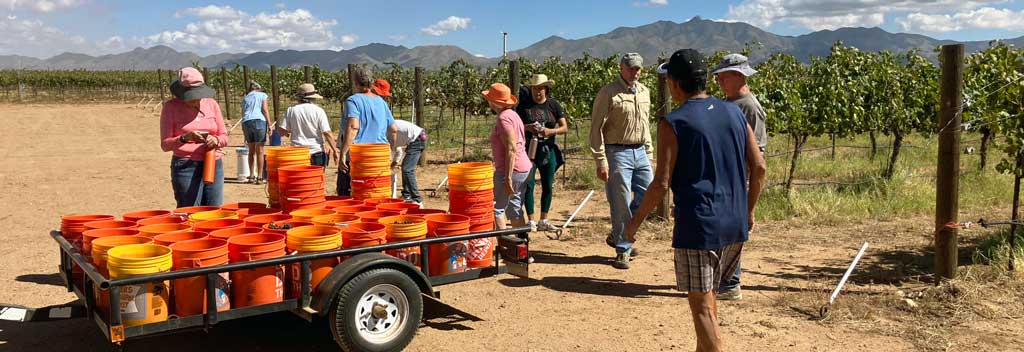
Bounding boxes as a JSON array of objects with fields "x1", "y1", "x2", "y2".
[{"x1": 589, "y1": 52, "x2": 654, "y2": 270}]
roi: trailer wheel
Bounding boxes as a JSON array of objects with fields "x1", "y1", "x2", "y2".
[{"x1": 328, "y1": 268, "x2": 422, "y2": 352}]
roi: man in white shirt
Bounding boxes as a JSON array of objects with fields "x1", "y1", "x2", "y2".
[
  {"x1": 277, "y1": 83, "x2": 339, "y2": 167},
  {"x1": 389, "y1": 119, "x2": 427, "y2": 204}
]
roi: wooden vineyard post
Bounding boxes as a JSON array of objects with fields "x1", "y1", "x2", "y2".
[
  {"x1": 271, "y1": 65, "x2": 279, "y2": 124},
  {"x1": 414, "y1": 67, "x2": 427, "y2": 166},
  {"x1": 935, "y1": 44, "x2": 963, "y2": 282},
  {"x1": 242, "y1": 65, "x2": 249, "y2": 95},
  {"x1": 304, "y1": 66, "x2": 312, "y2": 84},
  {"x1": 461, "y1": 75, "x2": 469, "y2": 161},
  {"x1": 348, "y1": 64, "x2": 357, "y2": 93},
  {"x1": 509, "y1": 59, "x2": 520, "y2": 104},
  {"x1": 655, "y1": 58, "x2": 671, "y2": 219},
  {"x1": 157, "y1": 69, "x2": 164, "y2": 102},
  {"x1": 221, "y1": 67, "x2": 231, "y2": 119}
]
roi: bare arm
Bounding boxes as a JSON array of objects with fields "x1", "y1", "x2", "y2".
[
  {"x1": 626, "y1": 119, "x2": 677, "y2": 243},
  {"x1": 745, "y1": 124, "x2": 766, "y2": 229},
  {"x1": 500, "y1": 122, "x2": 519, "y2": 195},
  {"x1": 339, "y1": 117, "x2": 359, "y2": 172}
]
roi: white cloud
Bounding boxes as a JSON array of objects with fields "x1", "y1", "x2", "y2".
[
  {"x1": 726, "y1": 0, "x2": 1007, "y2": 30},
  {"x1": 633, "y1": 0, "x2": 668, "y2": 7},
  {"x1": 175, "y1": 5, "x2": 246, "y2": 19},
  {"x1": 474, "y1": 53, "x2": 486, "y2": 58},
  {"x1": 896, "y1": 7, "x2": 1024, "y2": 32},
  {"x1": 421, "y1": 16, "x2": 470, "y2": 36},
  {"x1": 1, "y1": 0, "x2": 84, "y2": 13},
  {"x1": 145, "y1": 8, "x2": 358, "y2": 54},
  {"x1": 273, "y1": 3, "x2": 287, "y2": 9},
  {"x1": 0, "y1": 17, "x2": 91, "y2": 58}
]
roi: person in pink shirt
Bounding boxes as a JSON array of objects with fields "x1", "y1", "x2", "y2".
[
  {"x1": 160, "y1": 67, "x2": 229, "y2": 207},
  {"x1": 483, "y1": 83, "x2": 532, "y2": 230}
]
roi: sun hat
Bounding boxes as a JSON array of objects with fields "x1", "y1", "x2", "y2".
[
  {"x1": 657, "y1": 49, "x2": 707, "y2": 82},
  {"x1": 711, "y1": 53, "x2": 757, "y2": 77},
  {"x1": 527, "y1": 74, "x2": 555, "y2": 87},
  {"x1": 621, "y1": 53, "x2": 644, "y2": 68},
  {"x1": 372, "y1": 79, "x2": 391, "y2": 97},
  {"x1": 481, "y1": 83, "x2": 518, "y2": 107},
  {"x1": 170, "y1": 67, "x2": 216, "y2": 101},
  {"x1": 249, "y1": 80, "x2": 262, "y2": 90},
  {"x1": 294, "y1": 83, "x2": 324, "y2": 100}
]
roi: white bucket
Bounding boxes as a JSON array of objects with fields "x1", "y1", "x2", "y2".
[{"x1": 236, "y1": 147, "x2": 250, "y2": 181}]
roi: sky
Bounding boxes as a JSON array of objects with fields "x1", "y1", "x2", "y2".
[{"x1": 2, "y1": 0, "x2": 1023, "y2": 59}]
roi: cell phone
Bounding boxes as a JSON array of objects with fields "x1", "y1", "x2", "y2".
[{"x1": 198, "y1": 131, "x2": 210, "y2": 137}]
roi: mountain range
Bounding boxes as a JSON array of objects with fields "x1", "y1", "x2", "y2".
[{"x1": 1, "y1": 17, "x2": 1021, "y2": 70}]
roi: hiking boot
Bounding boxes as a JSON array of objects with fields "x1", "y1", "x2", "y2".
[
  {"x1": 537, "y1": 219, "x2": 559, "y2": 232},
  {"x1": 612, "y1": 253, "x2": 630, "y2": 269},
  {"x1": 528, "y1": 220, "x2": 537, "y2": 232},
  {"x1": 717, "y1": 287, "x2": 742, "y2": 301}
]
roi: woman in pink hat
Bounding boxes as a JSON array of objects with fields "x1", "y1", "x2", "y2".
[
  {"x1": 483, "y1": 83, "x2": 532, "y2": 230},
  {"x1": 159, "y1": 67, "x2": 229, "y2": 207}
]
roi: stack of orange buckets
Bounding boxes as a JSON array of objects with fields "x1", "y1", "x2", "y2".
[
  {"x1": 265, "y1": 146, "x2": 311, "y2": 208},
  {"x1": 447, "y1": 162, "x2": 496, "y2": 268},
  {"x1": 349, "y1": 144, "x2": 392, "y2": 200},
  {"x1": 278, "y1": 165, "x2": 326, "y2": 212}
]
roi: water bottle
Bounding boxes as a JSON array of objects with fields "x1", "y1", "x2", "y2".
[{"x1": 528, "y1": 137, "x2": 539, "y2": 159}]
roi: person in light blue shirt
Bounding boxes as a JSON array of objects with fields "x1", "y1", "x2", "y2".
[
  {"x1": 337, "y1": 65, "x2": 397, "y2": 195},
  {"x1": 241, "y1": 80, "x2": 270, "y2": 183}
]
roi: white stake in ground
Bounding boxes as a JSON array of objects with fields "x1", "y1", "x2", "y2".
[
  {"x1": 391, "y1": 173, "x2": 399, "y2": 199},
  {"x1": 430, "y1": 176, "x2": 448, "y2": 198},
  {"x1": 820, "y1": 241, "x2": 870, "y2": 319},
  {"x1": 554, "y1": 190, "x2": 595, "y2": 239}
]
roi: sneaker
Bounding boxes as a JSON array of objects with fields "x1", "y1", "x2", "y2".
[
  {"x1": 612, "y1": 253, "x2": 630, "y2": 270},
  {"x1": 717, "y1": 287, "x2": 742, "y2": 301},
  {"x1": 528, "y1": 220, "x2": 537, "y2": 232},
  {"x1": 537, "y1": 220, "x2": 559, "y2": 232}
]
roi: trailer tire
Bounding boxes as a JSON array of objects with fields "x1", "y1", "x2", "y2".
[{"x1": 328, "y1": 268, "x2": 422, "y2": 352}]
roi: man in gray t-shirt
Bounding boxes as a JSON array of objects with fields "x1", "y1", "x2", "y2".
[
  {"x1": 712, "y1": 53, "x2": 768, "y2": 300},
  {"x1": 714, "y1": 54, "x2": 767, "y2": 151}
]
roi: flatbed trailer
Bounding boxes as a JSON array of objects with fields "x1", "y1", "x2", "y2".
[{"x1": 50, "y1": 227, "x2": 531, "y2": 351}]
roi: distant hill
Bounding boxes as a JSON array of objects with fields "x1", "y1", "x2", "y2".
[{"x1": 1, "y1": 17, "x2": 1021, "y2": 70}]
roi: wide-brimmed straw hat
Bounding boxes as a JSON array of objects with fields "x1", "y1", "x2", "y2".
[
  {"x1": 527, "y1": 74, "x2": 554, "y2": 87},
  {"x1": 294, "y1": 83, "x2": 324, "y2": 100},
  {"x1": 481, "y1": 83, "x2": 517, "y2": 107},
  {"x1": 170, "y1": 67, "x2": 216, "y2": 101}
]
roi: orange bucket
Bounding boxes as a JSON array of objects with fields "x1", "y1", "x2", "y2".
[
  {"x1": 138, "y1": 214, "x2": 188, "y2": 226},
  {"x1": 152, "y1": 231, "x2": 209, "y2": 246},
  {"x1": 405, "y1": 208, "x2": 446, "y2": 217},
  {"x1": 194, "y1": 219, "x2": 245, "y2": 233},
  {"x1": 122, "y1": 210, "x2": 171, "y2": 223},
  {"x1": 379, "y1": 216, "x2": 428, "y2": 268},
  {"x1": 220, "y1": 202, "x2": 267, "y2": 211},
  {"x1": 169, "y1": 239, "x2": 230, "y2": 316},
  {"x1": 173, "y1": 205, "x2": 220, "y2": 215},
  {"x1": 325, "y1": 195, "x2": 353, "y2": 201},
  {"x1": 244, "y1": 214, "x2": 292, "y2": 228},
  {"x1": 89, "y1": 235, "x2": 154, "y2": 316},
  {"x1": 236, "y1": 207, "x2": 282, "y2": 219},
  {"x1": 356, "y1": 210, "x2": 402, "y2": 224},
  {"x1": 324, "y1": 199, "x2": 364, "y2": 209},
  {"x1": 82, "y1": 228, "x2": 140, "y2": 257},
  {"x1": 84, "y1": 220, "x2": 139, "y2": 231},
  {"x1": 311, "y1": 214, "x2": 361, "y2": 228},
  {"x1": 290, "y1": 208, "x2": 337, "y2": 222},
  {"x1": 423, "y1": 214, "x2": 472, "y2": 234},
  {"x1": 428, "y1": 224, "x2": 470, "y2": 276},
  {"x1": 262, "y1": 220, "x2": 314, "y2": 235},
  {"x1": 137, "y1": 223, "x2": 192, "y2": 238},
  {"x1": 209, "y1": 227, "x2": 265, "y2": 241},
  {"x1": 334, "y1": 205, "x2": 377, "y2": 215},
  {"x1": 363, "y1": 197, "x2": 406, "y2": 206},
  {"x1": 377, "y1": 202, "x2": 420, "y2": 214},
  {"x1": 286, "y1": 226, "x2": 342, "y2": 298},
  {"x1": 228, "y1": 233, "x2": 286, "y2": 307}
]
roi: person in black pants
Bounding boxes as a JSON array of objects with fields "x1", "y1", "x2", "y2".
[{"x1": 516, "y1": 74, "x2": 568, "y2": 232}]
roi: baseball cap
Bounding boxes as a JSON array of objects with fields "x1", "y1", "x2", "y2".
[
  {"x1": 711, "y1": 53, "x2": 757, "y2": 76},
  {"x1": 621, "y1": 53, "x2": 644, "y2": 68},
  {"x1": 656, "y1": 49, "x2": 707, "y2": 81}
]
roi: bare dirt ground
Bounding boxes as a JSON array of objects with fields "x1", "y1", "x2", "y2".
[{"x1": 1, "y1": 104, "x2": 1021, "y2": 351}]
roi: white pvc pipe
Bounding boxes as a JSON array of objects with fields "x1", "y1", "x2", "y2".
[
  {"x1": 561, "y1": 190, "x2": 596, "y2": 231},
  {"x1": 829, "y1": 242, "x2": 870, "y2": 305},
  {"x1": 435, "y1": 176, "x2": 448, "y2": 193},
  {"x1": 392, "y1": 173, "x2": 399, "y2": 199}
]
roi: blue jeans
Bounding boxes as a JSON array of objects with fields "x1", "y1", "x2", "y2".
[
  {"x1": 720, "y1": 257, "x2": 742, "y2": 291},
  {"x1": 170, "y1": 156, "x2": 224, "y2": 208},
  {"x1": 605, "y1": 145, "x2": 653, "y2": 254},
  {"x1": 401, "y1": 138, "x2": 425, "y2": 203},
  {"x1": 493, "y1": 170, "x2": 529, "y2": 221}
]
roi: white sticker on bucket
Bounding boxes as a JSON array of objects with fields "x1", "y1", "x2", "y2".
[{"x1": 120, "y1": 284, "x2": 147, "y2": 320}]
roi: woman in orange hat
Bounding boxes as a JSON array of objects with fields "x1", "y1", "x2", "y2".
[{"x1": 483, "y1": 83, "x2": 532, "y2": 230}]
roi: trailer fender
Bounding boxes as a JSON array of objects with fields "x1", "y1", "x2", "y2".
[{"x1": 311, "y1": 253, "x2": 433, "y2": 316}]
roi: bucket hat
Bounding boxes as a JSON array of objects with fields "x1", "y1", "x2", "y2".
[
  {"x1": 294, "y1": 83, "x2": 324, "y2": 100},
  {"x1": 372, "y1": 79, "x2": 391, "y2": 97},
  {"x1": 170, "y1": 67, "x2": 216, "y2": 101},
  {"x1": 711, "y1": 53, "x2": 757, "y2": 77},
  {"x1": 481, "y1": 83, "x2": 517, "y2": 107}
]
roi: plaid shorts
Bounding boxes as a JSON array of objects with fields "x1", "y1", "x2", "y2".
[{"x1": 673, "y1": 242, "x2": 744, "y2": 293}]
